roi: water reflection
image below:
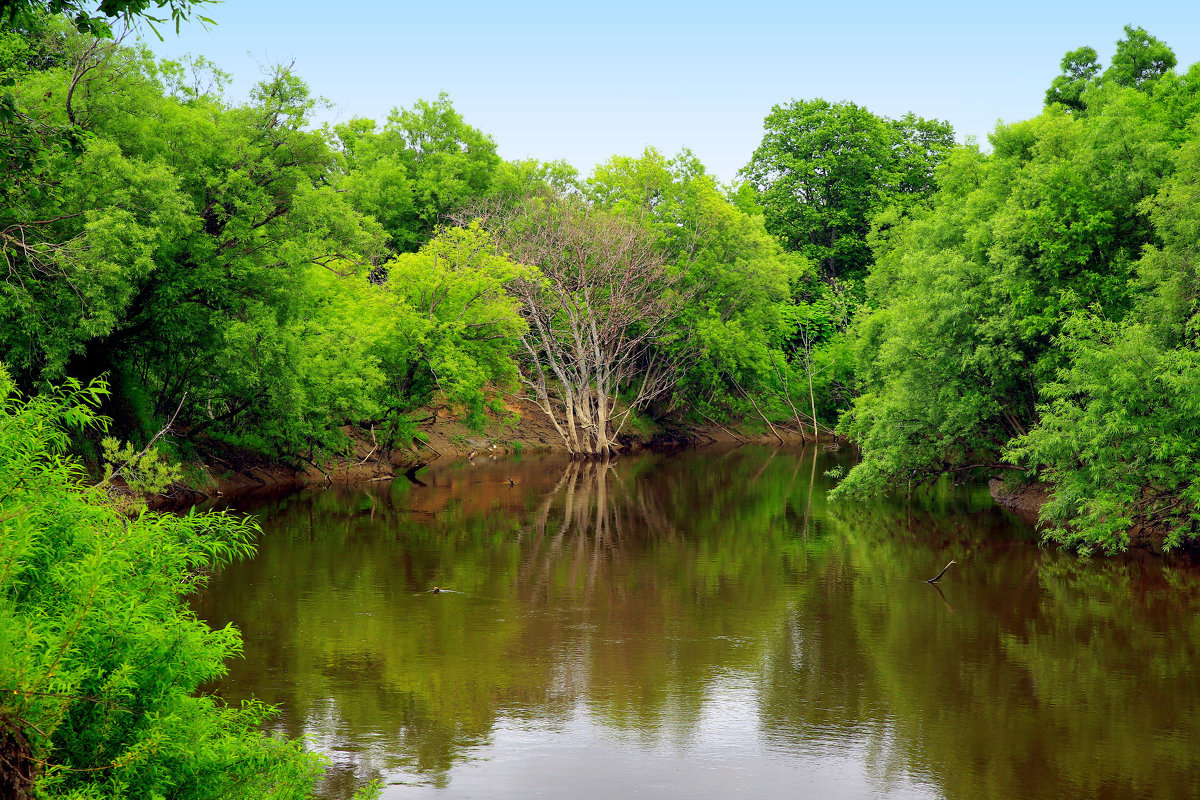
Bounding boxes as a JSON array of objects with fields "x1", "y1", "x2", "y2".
[{"x1": 195, "y1": 447, "x2": 1200, "y2": 800}]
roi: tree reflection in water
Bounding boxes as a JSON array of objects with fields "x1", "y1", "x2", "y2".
[{"x1": 195, "y1": 447, "x2": 1200, "y2": 800}]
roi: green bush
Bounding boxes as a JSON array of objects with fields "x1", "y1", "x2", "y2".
[{"x1": 0, "y1": 365, "x2": 328, "y2": 799}]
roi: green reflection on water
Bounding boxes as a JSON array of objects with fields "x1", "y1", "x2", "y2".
[{"x1": 195, "y1": 447, "x2": 1200, "y2": 800}]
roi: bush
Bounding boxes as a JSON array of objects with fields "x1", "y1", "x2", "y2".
[{"x1": 0, "y1": 365, "x2": 328, "y2": 799}]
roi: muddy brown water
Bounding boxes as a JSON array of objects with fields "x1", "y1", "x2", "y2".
[{"x1": 193, "y1": 446, "x2": 1200, "y2": 800}]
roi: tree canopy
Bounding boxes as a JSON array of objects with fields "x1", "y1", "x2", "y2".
[
  {"x1": 1045, "y1": 25, "x2": 1177, "y2": 112},
  {"x1": 742, "y1": 99, "x2": 953, "y2": 282},
  {"x1": 0, "y1": 0, "x2": 214, "y2": 37},
  {"x1": 836, "y1": 26, "x2": 1200, "y2": 552}
]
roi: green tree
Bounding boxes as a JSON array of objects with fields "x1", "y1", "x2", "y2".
[
  {"x1": 587, "y1": 148, "x2": 819, "y2": 432},
  {"x1": 1, "y1": 27, "x2": 410, "y2": 458},
  {"x1": 742, "y1": 99, "x2": 953, "y2": 282},
  {"x1": 1105, "y1": 24, "x2": 1176, "y2": 89},
  {"x1": 1044, "y1": 46, "x2": 1100, "y2": 112},
  {"x1": 376, "y1": 223, "x2": 529, "y2": 431},
  {"x1": 836, "y1": 73, "x2": 1183, "y2": 502},
  {"x1": 1045, "y1": 27, "x2": 1176, "y2": 113},
  {"x1": 333, "y1": 94, "x2": 502, "y2": 253},
  {"x1": 1006, "y1": 129, "x2": 1200, "y2": 553}
]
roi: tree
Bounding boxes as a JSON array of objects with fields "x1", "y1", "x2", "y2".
[
  {"x1": 742, "y1": 99, "x2": 953, "y2": 282},
  {"x1": 0, "y1": 0, "x2": 214, "y2": 38},
  {"x1": 0, "y1": 27, "x2": 415, "y2": 458},
  {"x1": 835, "y1": 50, "x2": 1192, "y2": 508},
  {"x1": 1045, "y1": 47, "x2": 1100, "y2": 112},
  {"x1": 1045, "y1": 27, "x2": 1176, "y2": 113},
  {"x1": 888, "y1": 112, "x2": 958, "y2": 200},
  {"x1": 333, "y1": 94, "x2": 502, "y2": 253},
  {"x1": 586, "y1": 148, "x2": 830, "y2": 433},
  {"x1": 1006, "y1": 130, "x2": 1200, "y2": 553},
  {"x1": 480, "y1": 196, "x2": 687, "y2": 457},
  {"x1": 1106, "y1": 25, "x2": 1175, "y2": 89},
  {"x1": 377, "y1": 223, "x2": 528, "y2": 431}
]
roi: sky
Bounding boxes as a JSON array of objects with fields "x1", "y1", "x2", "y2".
[{"x1": 144, "y1": 0, "x2": 1200, "y2": 184}]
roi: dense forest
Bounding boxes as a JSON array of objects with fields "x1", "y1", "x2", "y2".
[
  {"x1": 4, "y1": 1, "x2": 1200, "y2": 795},
  {"x1": 5, "y1": 13, "x2": 1193, "y2": 555}
]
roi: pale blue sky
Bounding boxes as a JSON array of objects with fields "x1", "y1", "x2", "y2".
[{"x1": 145, "y1": 1, "x2": 1200, "y2": 183}]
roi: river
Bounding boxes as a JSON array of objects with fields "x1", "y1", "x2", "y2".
[{"x1": 193, "y1": 446, "x2": 1200, "y2": 800}]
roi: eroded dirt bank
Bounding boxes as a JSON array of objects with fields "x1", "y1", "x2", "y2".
[{"x1": 988, "y1": 479, "x2": 1050, "y2": 528}]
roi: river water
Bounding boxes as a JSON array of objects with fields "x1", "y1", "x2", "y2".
[{"x1": 194, "y1": 446, "x2": 1200, "y2": 800}]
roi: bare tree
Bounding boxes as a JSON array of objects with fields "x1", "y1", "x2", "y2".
[{"x1": 477, "y1": 196, "x2": 688, "y2": 457}]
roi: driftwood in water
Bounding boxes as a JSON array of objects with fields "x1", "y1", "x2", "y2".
[{"x1": 925, "y1": 559, "x2": 957, "y2": 584}]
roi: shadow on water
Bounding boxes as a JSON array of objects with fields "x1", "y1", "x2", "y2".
[{"x1": 194, "y1": 446, "x2": 1200, "y2": 800}]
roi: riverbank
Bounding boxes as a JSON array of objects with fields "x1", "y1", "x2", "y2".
[
  {"x1": 987, "y1": 479, "x2": 1049, "y2": 528},
  {"x1": 987, "y1": 478, "x2": 1200, "y2": 553},
  {"x1": 155, "y1": 398, "x2": 836, "y2": 508}
]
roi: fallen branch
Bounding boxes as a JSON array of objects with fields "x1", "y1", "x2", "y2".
[
  {"x1": 354, "y1": 444, "x2": 379, "y2": 466},
  {"x1": 727, "y1": 374, "x2": 784, "y2": 445}
]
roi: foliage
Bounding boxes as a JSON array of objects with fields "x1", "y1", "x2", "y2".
[
  {"x1": 742, "y1": 99, "x2": 954, "y2": 281},
  {"x1": 835, "y1": 81, "x2": 1178, "y2": 499},
  {"x1": 0, "y1": 364, "x2": 327, "y2": 798},
  {"x1": 586, "y1": 148, "x2": 834, "y2": 430},
  {"x1": 1105, "y1": 25, "x2": 1176, "y2": 89},
  {"x1": 97, "y1": 434, "x2": 181, "y2": 512},
  {"x1": 332, "y1": 94, "x2": 503, "y2": 253},
  {"x1": 1045, "y1": 25, "x2": 1177, "y2": 112},
  {"x1": 1044, "y1": 47, "x2": 1100, "y2": 112},
  {"x1": 1006, "y1": 128, "x2": 1200, "y2": 553},
  {"x1": 0, "y1": 30, "x2": 394, "y2": 456},
  {"x1": 379, "y1": 223, "x2": 528, "y2": 430},
  {"x1": 0, "y1": 25, "x2": 533, "y2": 463},
  {"x1": 836, "y1": 27, "x2": 1200, "y2": 554},
  {"x1": 0, "y1": 0, "x2": 213, "y2": 38}
]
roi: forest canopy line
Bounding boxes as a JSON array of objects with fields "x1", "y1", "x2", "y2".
[{"x1": 2, "y1": 13, "x2": 1199, "y2": 549}]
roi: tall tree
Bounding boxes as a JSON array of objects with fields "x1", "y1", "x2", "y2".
[
  {"x1": 333, "y1": 93, "x2": 502, "y2": 253},
  {"x1": 742, "y1": 99, "x2": 952, "y2": 282},
  {"x1": 0, "y1": 26, "x2": 408, "y2": 458},
  {"x1": 1045, "y1": 27, "x2": 1176, "y2": 113},
  {"x1": 1045, "y1": 47, "x2": 1100, "y2": 111},
  {"x1": 1106, "y1": 24, "x2": 1176, "y2": 89},
  {"x1": 1006, "y1": 125, "x2": 1200, "y2": 553},
  {"x1": 836, "y1": 40, "x2": 1192, "y2": 513},
  {"x1": 587, "y1": 148, "x2": 826, "y2": 430}
]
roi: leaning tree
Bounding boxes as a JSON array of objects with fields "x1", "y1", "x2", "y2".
[{"x1": 479, "y1": 196, "x2": 687, "y2": 457}]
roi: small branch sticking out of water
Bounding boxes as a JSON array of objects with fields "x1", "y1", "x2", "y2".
[{"x1": 925, "y1": 559, "x2": 957, "y2": 584}]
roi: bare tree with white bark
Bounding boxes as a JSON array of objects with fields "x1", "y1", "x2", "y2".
[{"x1": 471, "y1": 196, "x2": 688, "y2": 457}]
